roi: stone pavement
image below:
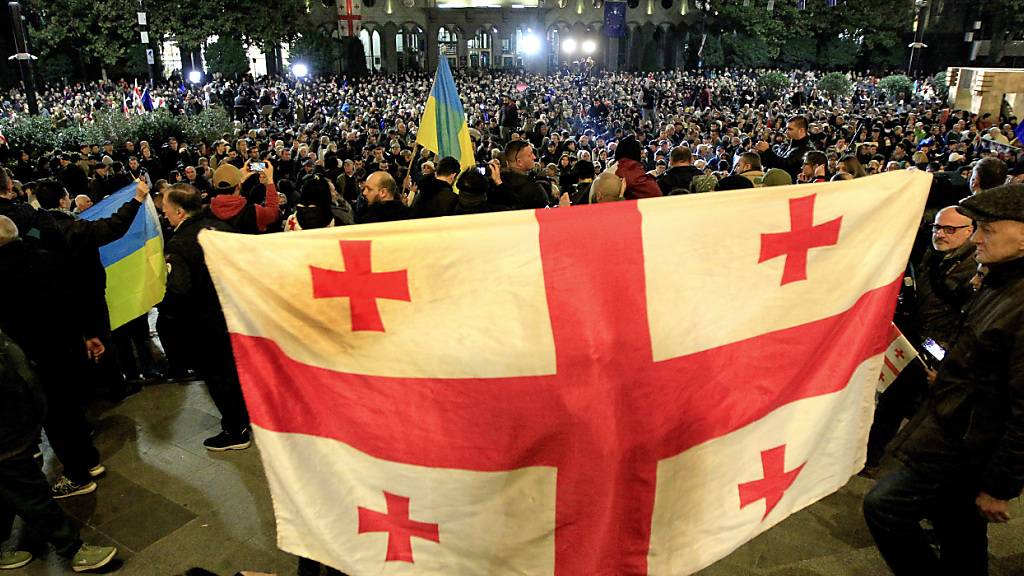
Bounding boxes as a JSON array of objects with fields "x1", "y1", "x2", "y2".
[{"x1": 3, "y1": 380, "x2": 1023, "y2": 576}]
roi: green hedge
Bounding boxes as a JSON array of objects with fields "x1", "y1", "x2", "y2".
[{"x1": 0, "y1": 108, "x2": 233, "y2": 154}]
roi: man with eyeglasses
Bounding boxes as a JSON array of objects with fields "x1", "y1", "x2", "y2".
[
  {"x1": 863, "y1": 206, "x2": 977, "y2": 479},
  {"x1": 865, "y1": 185, "x2": 1024, "y2": 575}
]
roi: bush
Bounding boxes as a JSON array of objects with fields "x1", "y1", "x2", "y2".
[
  {"x1": 0, "y1": 108, "x2": 232, "y2": 154},
  {"x1": 818, "y1": 36, "x2": 858, "y2": 70},
  {"x1": 878, "y1": 74, "x2": 914, "y2": 102},
  {"x1": 702, "y1": 35, "x2": 725, "y2": 68},
  {"x1": 931, "y1": 71, "x2": 948, "y2": 102},
  {"x1": 818, "y1": 72, "x2": 853, "y2": 100},
  {"x1": 758, "y1": 71, "x2": 791, "y2": 97}
]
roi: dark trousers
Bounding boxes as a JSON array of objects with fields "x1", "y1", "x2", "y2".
[
  {"x1": 37, "y1": 353, "x2": 100, "y2": 484},
  {"x1": 191, "y1": 322, "x2": 249, "y2": 435},
  {"x1": 866, "y1": 361, "x2": 928, "y2": 467},
  {"x1": 156, "y1": 310, "x2": 192, "y2": 377},
  {"x1": 112, "y1": 313, "x2": 164, "y2": 380},
  {"x1": 0, "y1": 446, "x2": 82, "y2": 557},
  {"x1": 297, "y1": 557, "x2": 345, "y2": 576},
  {"x1": 864, "y1": 464, "x2": 989, "y2": 576}
]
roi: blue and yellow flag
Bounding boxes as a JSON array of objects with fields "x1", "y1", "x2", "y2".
[
  {"x1": 415, "y1": 57, "x2": 476, "y2": 178},
  {"x1": 81, "y1": 183, "x2": 166, "y2": 330}
]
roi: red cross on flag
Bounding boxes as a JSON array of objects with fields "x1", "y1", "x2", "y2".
[
  {"x1": 337, "y1": 0, "x2": 362, "y2": 37},
  {"x1": 199, "y1": 171, "x2": 931, "y2": 575},
  {"x1": 877, "y1": 322, "x2": 921, "y2": 393}
]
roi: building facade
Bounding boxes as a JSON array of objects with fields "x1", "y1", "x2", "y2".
[{"x1": 313, "y1": 0, "x2": 699, "y2": 74}]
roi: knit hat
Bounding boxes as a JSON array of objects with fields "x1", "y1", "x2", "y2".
[
  {"x1": 614, "y1": 135, "x2": 642, "y2": 163},
  {"x1": 757, "y1": 168, "x2": 793, "y2": 187}
]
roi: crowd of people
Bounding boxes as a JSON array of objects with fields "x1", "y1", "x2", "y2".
[{"x1": 0, "y1": 63, "x2": 1022, "y2": 575}]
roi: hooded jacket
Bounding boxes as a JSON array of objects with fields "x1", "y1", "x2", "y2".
[{"x1": 209, "y1": 181, "x2": 280, "y2": 233}]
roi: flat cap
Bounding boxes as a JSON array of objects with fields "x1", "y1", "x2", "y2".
[{"x1": 957, "y1": 184, "x2": 1024, "y2": 222}]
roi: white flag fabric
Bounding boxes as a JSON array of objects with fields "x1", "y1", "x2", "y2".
[{"x1": 200, "y1": 171, "x2": 931, "y2": 575}]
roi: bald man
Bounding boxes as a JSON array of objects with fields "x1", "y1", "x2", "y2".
[
  {"x1": 864, "y1": 205, "x2": 977, "y2": 476},
  {"x1": 358, "y1": 171, "x2": 412, "y2": 224},
  {"x1": 590, "y1": 172, "x2": 624, "y2": 204}
]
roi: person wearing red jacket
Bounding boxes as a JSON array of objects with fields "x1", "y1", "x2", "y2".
[
  {"x1": 208, "y1": 161, "x2": 280, "y2": 233},
  {"x1": 610, "y1": 135, "x2": 662, "y2": 200}
]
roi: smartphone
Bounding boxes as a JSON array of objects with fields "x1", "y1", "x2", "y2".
[
  {"x1": 922, "y1": 337, "x2": 946, "y2": 363},
  {"x1": 250, "y1": 162, "x2": 266, "y2": 172},
  {"x1": 477, "y1": 165, "x2": 488, "y2": 175}
]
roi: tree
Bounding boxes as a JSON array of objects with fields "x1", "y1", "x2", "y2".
[
  {"x1": 758, "y1": 71, "x2": 791, "y2": 98},
  {"x1": 723, "y1": 34, "x2": 777, "y2": 68},
  {"x1": 818, "y1": 72, "x2": 852, "y2": 101},
  {"x1": 878, "y1": 74, "x2": 914, "y2": 102},
  {"x1": 205, "y1": 37, "x2": 250, "y2": 79},
  {"x1": 290, "y1": 31, "x2": 340, "y2": 77},
  {"x1": 26, "y1": 0, "x2": 140, "y2": 77},
  {"x1": 818, "y1": 36, "x2": 858, "y2": 70},
  {"x1": 778, "y1": 37, "x2": 818, "y2": 69},
  {"x1": 701, "y1": 34, "x2": 725, "y2": 68}
]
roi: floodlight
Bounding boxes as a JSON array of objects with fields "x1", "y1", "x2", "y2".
[{"x1": 562, "y1": 38, "x2": 577, "y2": 54}]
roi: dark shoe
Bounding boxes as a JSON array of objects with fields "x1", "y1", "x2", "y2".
[
  {"x1": 203, "y1": 428, "x2": 251, "y2": 452},
  {"x1": 165, "y1": 370, "x2": 196, "y2": 384},
  {"x1": 71, "y1": 545, "x2": 116, "y2": 572},
  {"x1": 51, "y1": 476, "x2": 97, "y2": 499}
]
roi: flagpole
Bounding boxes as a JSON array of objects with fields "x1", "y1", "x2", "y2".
[{"x1": 403, "y1": 141, "x2": 420, "y2": 206}]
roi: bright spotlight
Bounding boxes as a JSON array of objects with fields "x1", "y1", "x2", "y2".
[
  {"x1": 292, "y1": 63, "x2": 309, "y2": 78},
  {"x1": 187, "y1": 69, "x2": 202, "y2": 84},
  {"x1": 521, "y1": 33, "x2": 541, "y2": 56},
  {"x1": 582, "y1": 39, "x2": 597, "y2": 54},
  {"x1": 561, "y1": 38, "x2": 577, "y2": 54}
]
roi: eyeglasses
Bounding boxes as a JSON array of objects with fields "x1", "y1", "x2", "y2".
[{"x1": 930, "y1": 224, "x2": 972, "y2": 234}]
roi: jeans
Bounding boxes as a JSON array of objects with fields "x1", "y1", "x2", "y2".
[
  {"x1": 864, "y1": 464, "x2": 989, "y2": 576},
  {"x1": 0, "y1": 446, "x2": 82, "y2": 557}
]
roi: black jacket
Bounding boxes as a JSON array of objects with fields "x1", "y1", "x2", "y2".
[
  {"x1": 0, "y1": 197, "x2": 65, "y2": 252},
  {"x1": 0, "y1": 329, "x2": 46, "y2": 462},
  {"x1": 163, "y1": 215, "x2": 235, "y2": 322},
  {"x1": 0, "y1": 240, "x2": 86, "y2": 368},
  {"x1": 893, "y1": 257, "x2": 1024, "y2": 500},
  {"x1": 358, "y1": 200, "x2": 413, "y2": 224},
  {"x1": 760, "y1": 136, "x2": 815, "y2": 182},
  {"x1": 901, "y1": 243, "x2": 977, "y2": 348},
  {"x1": 495, "y1": 171, "x2": 549, "y2": 210},
  {"x1": 50, "y1": 198, "x2": 142, "y2": 336},
  {"x1": 657, "y1": 165, "x2": 703, "y2": 196},
  {"x1": 411, "y1": 178, "x2": 457, "y2": 219}
]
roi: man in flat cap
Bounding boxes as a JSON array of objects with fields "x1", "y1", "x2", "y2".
[{"x1": 864, "y1": 183, "x2": 1024, "y2": 575}]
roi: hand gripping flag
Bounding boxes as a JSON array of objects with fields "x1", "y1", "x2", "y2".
[
  {"x1": 877, "y1": 323, "x2": 921, "y2": 393},
  {"x1": 81, "y1": 182, "x2": 166, "y2": 330},
  {"x1": 414, "y1": 57, "x2": 476, "y2": 178},
  {"x1": 200, "y1": 170, "x2": 930, "y2": 575}
]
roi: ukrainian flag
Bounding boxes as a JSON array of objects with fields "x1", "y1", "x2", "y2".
[
  {"x1": 81, "y1": 183, "x2": 166, "y2": 330},
  {"x1": 416, "y1": 57, "x2": 477, "y2": 178}
]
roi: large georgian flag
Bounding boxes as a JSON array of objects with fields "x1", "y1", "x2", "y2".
[{"x1": 200, "y1": 170, "x2": 930, "y2": 575}]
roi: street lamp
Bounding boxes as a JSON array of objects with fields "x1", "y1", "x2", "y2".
[
  {"x1": 581, "y1": 39, "x2": 597, "y2": 55},
  {"x1": 907, "y1": 0, "x2": 928, "y2": 76},
  {"x1": 521, "y1": 33, "x2": 541, "y2": 56},
  {"x1": 561, "y1": 38, "x2": 577, "y2": 54},
  {"x1": 292, "y1": 62, "x2": 309, "y2": 79}
]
